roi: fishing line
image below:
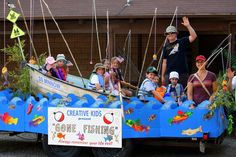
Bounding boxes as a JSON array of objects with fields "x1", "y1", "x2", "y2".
[{"x1": 3, "y1": 0, "x2": 6, "y2": 66}]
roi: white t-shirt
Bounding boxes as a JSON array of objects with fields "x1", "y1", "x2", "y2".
[
  {"x1": 90, "y1": 74, "x2": 99, "y2": 84},
  {"x1": 232, "y1": 76, "x2": 236, "y2": 90}
]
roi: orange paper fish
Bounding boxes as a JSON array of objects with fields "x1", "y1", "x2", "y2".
[{"x1": 57, "y1": 133, "x2": 66, "y2": 139}]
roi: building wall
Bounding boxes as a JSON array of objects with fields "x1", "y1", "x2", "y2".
[{"x1": 0, "y1": 18, "x2": 235, "y2": 82}]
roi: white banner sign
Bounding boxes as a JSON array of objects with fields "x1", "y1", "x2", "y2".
[{"x1": 48, "y1": 107, "x2": 122, "y2": 148}]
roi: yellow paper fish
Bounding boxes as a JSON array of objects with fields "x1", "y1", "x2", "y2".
[
  {"x1": 29, "y1": 56, "x2": 36, "y2": 65},
  {"x1": 2, "y1": 67, "x2": 8, "y2": 74},
  {"x1": 182, "y1": 126, "x2": 202, "y2": 136}
]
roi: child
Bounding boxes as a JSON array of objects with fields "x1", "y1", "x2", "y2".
[
  {"x1": 110, "y1": 57, "x2": 132, "y2": 96},
  {"x1": 153, "y1": 74, "x2": 160, "y2": 89},
  {"x1": 138, "y1": 66, "x2": 165, "y2": 103},
  {"x1": 44, "y1": 56, "x2": 63, "y2": 80},
  {"x1": 56, "y1": 54, "x2": 68, "y2": 81},
  {"x1": 166, "y1": 71, "x2": 185, "y2": 104},
  {"x1": 87, "y1": 63, "x2": 105, "y2": 92},
  {"x1": 102, "y1": 59, "x2": 111, "y2": 90}
]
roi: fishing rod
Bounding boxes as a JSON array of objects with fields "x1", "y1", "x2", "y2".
[
  {"x1": 136, "y1": 8, "x2": 157, "y2": 95},
  {"x1": 17, "y1": 0, "x2": 39, "y2": 63},
  {"x1": 184, "y1": 43, "x2": 231, "y2": 91},
  {"x1": 39, "y1": 0, "x2": 51, "y2": 56},
  {"x1": 93, "y1": 0, "x2": 102, "y2": 62},
  {"x1": 41, "y1": 0, "x2": 86, "y2": 88}
]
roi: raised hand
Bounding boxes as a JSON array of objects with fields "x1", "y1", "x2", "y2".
[{"x1": 181, "y1": 16, "x2": 190, "y2": 27}]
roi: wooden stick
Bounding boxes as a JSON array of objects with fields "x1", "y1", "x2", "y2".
[{"x1": 118, "y1": 81, "x2": 125, "y2": 122}]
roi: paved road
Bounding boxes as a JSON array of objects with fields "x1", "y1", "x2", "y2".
[{"x1": 0, "y1": 133, "x2": 236, "y2": 157}]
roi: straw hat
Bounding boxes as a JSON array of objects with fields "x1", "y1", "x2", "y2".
[{"x1": 93, "y1": 63, "x2": 105, "y2": 73}]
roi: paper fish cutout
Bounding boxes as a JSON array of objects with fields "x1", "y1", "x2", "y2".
[
  {"x1": 8, "y1": 104, "x2": 16, "y2": 110},
  {"x1": 2, "y1": 67, "x2": 9, "y2": 86},
  {"x1": 0, "y1": 112, "x2": 18, "y2": 125},
  {"x1": 27, "y1": 103, "x2": 34, "y2": 115},
  {"x1": 104, "y1": 135, "x2": 113, "y2": 142},
  {"x1": 169, "y1": 110, "x2": 193, "y2": 125},
  {"x1": 57, "y1": 133, "x2": 66, "y2": 139},
  {"x1": 125, "y1": 108, "x2": 134, "y2": 115},
  {"x1": 126, "y1": 119, "x2": 150, "y2": 133},
  {"x1": 182, "y1": 126, "x2": 202, "y2": 136},
  {"x1": 148, "y1": 114, "x2": 156, "y2": 121},
  {"x1": 77, "y1": 132, "x2": 85, "y2": 141},
  {"x1": 29, "y1": 115, "x2": 45, "y2": 126}
]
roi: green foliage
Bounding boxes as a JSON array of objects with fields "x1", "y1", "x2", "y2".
[
  {"x1": 38, "y1": 52, "x2": 47, "y2": 66},
  {"x1": 0, "y1": 40, "x2": 26, "y2": 64},
  {"x1": 0, "y1": 40, "x2": 29, "y2": 96},
  {"x1": 228, "y1": 114, "x2": 234, "y2": 135},
  {"x1": 214, "y1": 73, "x2": 236, "y2": 111}
]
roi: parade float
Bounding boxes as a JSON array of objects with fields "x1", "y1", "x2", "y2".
[{"x1": 0, "y1": 1, "x2": 234, "y2": 157}]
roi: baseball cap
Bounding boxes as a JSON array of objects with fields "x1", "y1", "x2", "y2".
[
  {"x1": 195, "y1": 55, "x2": 206, "y2": 61},
  {"x1": 146, "y1": 66, "x2": 158, "y2": 75}
]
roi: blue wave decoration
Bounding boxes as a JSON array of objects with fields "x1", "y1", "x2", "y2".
[{"x1": 0, "y1": 89, "x2": 228, "y2": 138}]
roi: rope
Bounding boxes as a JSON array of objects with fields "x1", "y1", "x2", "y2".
[
  {"x1": 207, "y1": 34, "x2": 232, "y2": 68},
  {"x1": 128, "y1": 32, "x2": 132, "y2": 83},
  {"x1": 29, "y1": 0, "x2": 34, "y2": 102},
  {"x1": 3, "y1": 0, "x2": 6, "y2": 66},
  {"x1": 42, "y1": 0, "x2": 86, "y2": 87},
  {"x1": 93, "y1": 0, "x2": 102, "y2": 62},
  {"x1": 29, "y1": 0, "x2": 34, "y2": 57},
  {"x1": 136, "y1": 8, "x2": 157, "y2": 94},
  {"x1": 207, "y1": 43, "x2": 230, "y2": 68},
  {"x1": 40, "y1": 0, "x2": 51, "y2": 56},
  {"x1": 184, "y1": 43, "x2": 230, "y2": 91},
  {"x1": 124, "y1": 30, "x2": 131, "y2": 79},
  {"x1": 221, "y1": 50, "x2": 225, "y2": 74},
  {"x1": 227, "y1": 34, "x2": 232, "y2": 68},
  {"x1": 105, "y1": 9, "x2": 110, "y2": 60},
  {"x1": 90, "y1": 4, "x2": 94, "y2": 64},
  {"x1": 17, "y1": 0, "x2": 39, "y2": 63},
  {"x1": 154, "y1": 8, "x2": 157, "y2": 54}
]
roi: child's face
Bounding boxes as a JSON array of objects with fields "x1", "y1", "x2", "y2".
[
  {"x1": 57, "y1": 60, "x2": 65, "y2": 67},
  {"x1": 146, "y1": 72, "x2": 156, "y2": 81},
  {"x1": 170, "y1": 78, "x2": 178, "y2": 85},
  {"x1": 96, "y1": 68, "x2": 105, "y2": 75},
  {"x1": 153, "y1": 76, "x2": 160, "y2": 84},
  {"x1": 111, "y1": 59, "x2": 119, "y2": 69},
  {"x1": 104, "y1": 60, "x2": 110, "y2": 69}
]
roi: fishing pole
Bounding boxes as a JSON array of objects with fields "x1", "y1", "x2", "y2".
[{"x1": 42, "y1": 0, "x2": 86, "y2": 88}]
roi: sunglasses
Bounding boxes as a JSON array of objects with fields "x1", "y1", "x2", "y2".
[{"x1": 170, "y1": 78, "x2": 178, "y2": 80}]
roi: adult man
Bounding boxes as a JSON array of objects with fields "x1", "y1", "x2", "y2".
[{"x1": 161, "y1": 17, "x2": 197, "y2": 88}]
